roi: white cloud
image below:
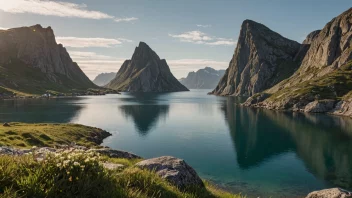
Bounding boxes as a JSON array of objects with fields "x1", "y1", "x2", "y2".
[
  {"x1": 0, "y1": 0, "x2": 113, "y2": 19},
  {"x1": 169, "y1": 31, "x2": 236, "y2": 46},
  {"x1": 0, "y1": 27, "x2": 9, "y2": 30},
  {"x1": 196, "y1": 24, "x2": 212, "y2": 28},
  {"x1": 56, "y1": 37, "x2": 132, "y2": 48},
  {"x1": 0, "y1": 0, "x2": 138, "y2": 23},
  {"x1": 114, "y1": 17, "x2": 138, "y2": 23}
]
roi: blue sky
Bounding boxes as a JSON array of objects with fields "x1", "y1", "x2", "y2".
[{"x1": 0, "y1": 0, "x2": 351, "y2": 79}]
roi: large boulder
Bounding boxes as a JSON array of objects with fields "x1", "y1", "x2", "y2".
[
  {"x1": 306, "y1": 188, "x2": 352, "y2": 198},
  {"x1": 136, "y1": 156, "x2": 204, "y2": 190},
  {"x1": 304, "y1": 100, "x2": 336, "y2": 113}
]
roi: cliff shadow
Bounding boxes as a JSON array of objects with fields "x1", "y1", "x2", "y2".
[{"x1": 220, "y1": 97, "x2": 295, "y2": 169}]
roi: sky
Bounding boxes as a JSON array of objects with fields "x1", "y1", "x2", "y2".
[{"x1": 0, "y1": 0, "x2": 351, "y2": 80}]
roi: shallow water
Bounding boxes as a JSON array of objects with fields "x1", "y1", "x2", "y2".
[{"x1": 1, "y1": 89, "x2": 352, "y2": 197}]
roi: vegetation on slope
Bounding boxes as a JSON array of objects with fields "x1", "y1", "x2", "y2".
[
  {"x1": 0, "y1": 149, "x2": 243, "y2": 198},
  {"x1": 0, "y1": 123, "x2": 111, "y2": 148},
  {"x1": 0, "y1": 60, "x2": 118, "y2": 97},
  {"x1": 257, "y1": 61, "x2": 352, "y2": 108}
]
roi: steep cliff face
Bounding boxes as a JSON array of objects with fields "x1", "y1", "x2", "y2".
[
  {"x1": 244, "y1": 8, "x2": 352, "y2": 117},
  {"x1": 210, "y1": 20, "x2": 301, "y2": 96},
  {"x1": 0, "y1": 25, "x2": 95, "y2": 94},
  {"x1": 93, "y1": 72, "x2": 117, "y2": 86},
  {"x1": 179, "y1": 67, "x2": 225, "y2": 89},
  {"x1": 106, "y1": 42, "x2": 189, "y2": 92}
]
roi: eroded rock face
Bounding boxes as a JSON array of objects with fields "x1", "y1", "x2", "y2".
[
  {"x1": 136, "y1": 156, "x2": 204, "y2": 190},
  {"x1": 306, "y1": 188, "x2": 352, "y2": 198},
  {"x1": 106, "y1": 42, "x2": 189, "y2": 92},
  {"x1": 211, "y1": 20, "x2": 301, "y2": 96},
  {"x1": 0, "y1": 24, "x2": 94, "y2": 88}
]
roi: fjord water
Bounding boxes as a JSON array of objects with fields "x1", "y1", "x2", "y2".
[{"x1": 1, "y1": 90, "x2": 352, "y2": 197}]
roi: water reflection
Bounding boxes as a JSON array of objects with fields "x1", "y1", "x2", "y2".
[
  {"x1": 0, "y1": 98, "x2": 83, "y2": 123},
  {"x1": 221, "y1": 97, "x2": 295, "y2": 169},
  {"x1": 119, "y1": 105, "x2": 169, "y2": 135},
  {"x1": 221, "y1": 97, "x2": 352, "y2": 189}
]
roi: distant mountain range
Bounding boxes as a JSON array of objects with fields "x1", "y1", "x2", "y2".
[
  {"x1": 106, "y1": 42, "x2": 188, "y2": 92},
  {"x1": 93, "y1": 72, "x2": 116, "y2": 86},
  {"x1": 179, "y1": 67, "x2": 225, "y2": 89},
  {"x1": 0, "y1": 25, "x2": 96, "y2": 95}
]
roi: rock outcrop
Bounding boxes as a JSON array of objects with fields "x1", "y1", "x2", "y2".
[
  {"x1": 210, "y1": 20, "x2": 301, "y2": 96},
  {"x1": 244, "y1": 7, "x2": 352, "y2": 118},
  {"x1": 306, "y1": 188, "x2": 352, "y2": 198},
  {"x1": 179, "y1": 67, "x2": 225, "y2": 89},
  {"x1": 106, "y1": 42, "x2": 189, "y2": 92},
  {"x1": 93, "y1": 72, "x2": 116, "y2": 86},
  {"x1": 0, "y1": 25, "x2": 95, "y2": 94},
  {"x1": 136, "y1": 156, "x2": 204, "y2": 190}
]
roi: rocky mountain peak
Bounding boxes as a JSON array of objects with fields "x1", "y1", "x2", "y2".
[
  {"x1": 211, "y1": 19, "x2": 301, "y2": 96},
  {"x1": 299, "y1": 7, "x2": 352, "y2": 71},
  {"x1": 0, "y1": 24, "x2": 95, "y2": 92},
  {"x1": 106, "y1": 42, "x2": 188, "y2": 92},
  {"x1": 131, "y1": 42, "x2": 160, "y2": 62},
  {"x1": 302, "y1": 30, "x2": 321, "y2": 44}
]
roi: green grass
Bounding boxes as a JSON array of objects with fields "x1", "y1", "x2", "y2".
[
  {"x1": 0, "y1": 151, "x2": 244, "y2": 198},
  {"x1": 263, "y1": 61, "x2": 352, "y2": 108},
  {"x1": 0, "y1": 123, "x2": 110, "y2": 148}
]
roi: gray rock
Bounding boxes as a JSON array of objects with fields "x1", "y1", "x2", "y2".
[
  {"x1": 3, "y1": 122, "x2": 10, "y2": 127},
  {"x1": 179, "y1": 67, "x2": 225, "y2": 89},
  {"x1": 102, "y1": 162, "x2": 124, "y2": 170},
  {"x1": 89, "y1": 148, "x2": 141, "y2": 159},
  {"x1": 106, "y1": 42, "x2": 189, "y2": 92},
  {"x1": 304, "y1": 100, "x2": 336, "y2": 113},
  {"x1": 306, "y1": 188, "x2": 352, "y2": 198},
  {"x1": 331, "y1": 100, "x2": 352, "y2": 118},
  {"x1": 136, "y1": 156, "x2": 204, "y2": 190},
  {"x1": 210, "y1": 20, "x2": 301, "y2": 97}
]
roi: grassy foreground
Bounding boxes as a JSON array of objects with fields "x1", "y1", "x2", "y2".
[
  {"x1": 0, "y1": 123, "x2": 111, "y2": 148},
  {"x1": 0, "y1": 123, "x2": 244, "y2": 197},
  {"x1": 0, "y1": 149, "x2": 243, "y2": 198}
]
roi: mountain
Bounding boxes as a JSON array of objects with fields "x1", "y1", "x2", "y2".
[
  {"x1": 210, "y1": 20, "x2": 301, "y2": 97},
  {"x1": 244, "y1": 7, "x2": 352, "y2": 117},
  {"x1": 0, "y1": 24, "x2": 96, "y2": 95},
  {"x1": 106, "y1": 42, "x2": 189, "y2": 92},
  {"x1": 179, "y1": 67, "x2": 225, "y2": 89},
  {"x1": 93, "y1": 72, "x2": 116, "y2": 86}
]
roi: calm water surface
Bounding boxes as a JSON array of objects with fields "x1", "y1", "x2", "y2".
[{"x1": 1, "y1": 90, "x2": 352, "y2": 197}]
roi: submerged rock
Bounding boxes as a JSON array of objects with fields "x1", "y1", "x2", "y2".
[
  {"x1": 306, "y1": 188, "x2": 352, "y2": 198},
  {"x1": 136, "y1": 156, "x2": 204, "y2": 190}
]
